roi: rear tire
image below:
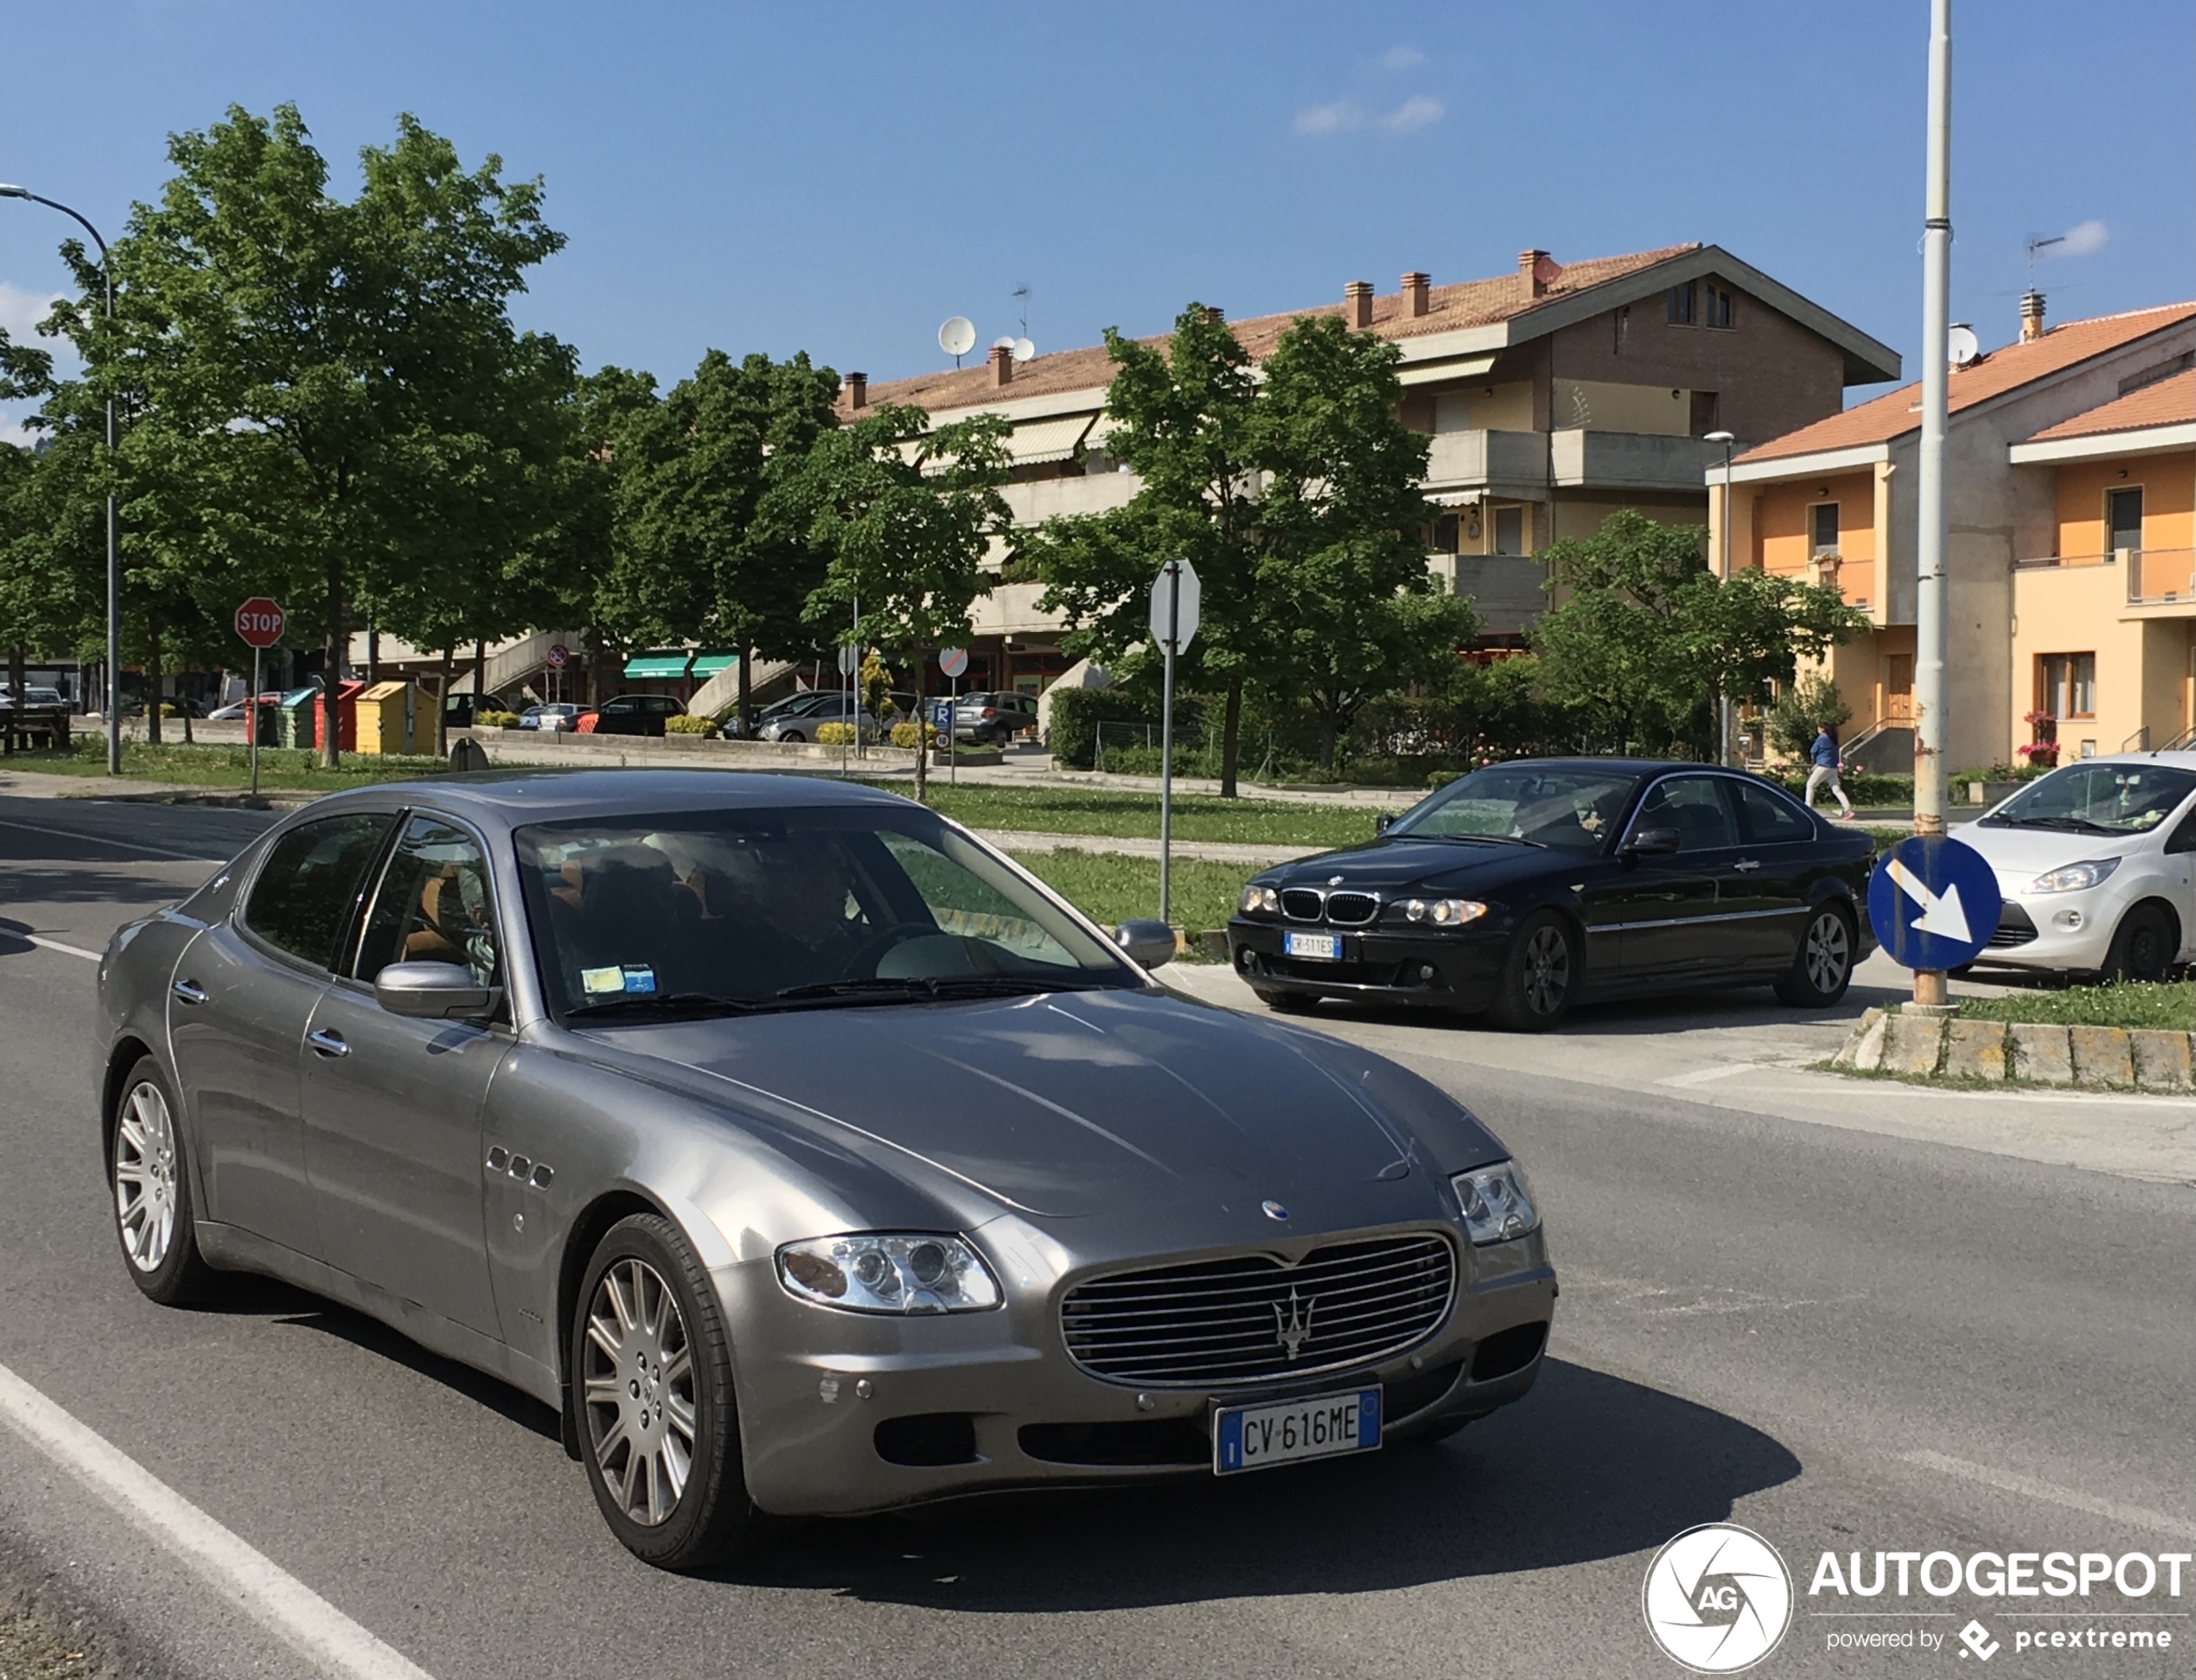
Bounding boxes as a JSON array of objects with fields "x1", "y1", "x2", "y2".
[
  {"x1": 2099, "y1": 904, "x2": 2176, "y2": 985},
  {"x1": 573, "y1": 1214, "x2": 755, "y2": 1571},
  {"x1": 1774, "y1": 903, "x2": 1856, "y2": 1006},
  {"x1": 1486, "y1": 911, "x2": 1579, "y2": 1032},
  {"x1": 109, "y1": 1057, "x2": 220, "y2": 1306}
]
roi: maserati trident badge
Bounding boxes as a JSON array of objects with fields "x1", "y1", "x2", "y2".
[{"x1": 1274, "y1": 1287, "x2": 1315, "y2": 1361}]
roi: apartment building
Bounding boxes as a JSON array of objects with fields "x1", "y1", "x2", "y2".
[
  {"x1": 841, "y1": 244, "x2": 1899, "y2": 693},
  {"x1": 1709, "y1": 297, "x2": 2196, "y2": 772}
]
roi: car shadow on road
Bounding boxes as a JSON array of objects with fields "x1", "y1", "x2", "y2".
[
  {"x1": 713, "y1": 1357, "x2": 1800, "y2": 1609},
  {"x1": 271, "y1": 1303, "x2": 566, "y2": 1442}
]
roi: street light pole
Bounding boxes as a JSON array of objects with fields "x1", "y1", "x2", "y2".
[
  {"x1": 0, "y1": 185, "x2": 119, "y2": 776},
  {"x1": 1705, "y1": 430, "x2": 1738, "y2": 766},
  {"x1": 1912, "y1": 0, "x2": 1955, "y2": 1008}
]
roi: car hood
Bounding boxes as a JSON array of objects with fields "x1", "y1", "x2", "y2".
[
  {"x1": 1957, "y1": 821, "x2": 2148, "y2": 890},
  {"x1": 1265, "y1": 836, "x2": 1575, "y2": 893},
  {"x1": 584, "y1": 987, "x2": 1503, "y2": 1218}
]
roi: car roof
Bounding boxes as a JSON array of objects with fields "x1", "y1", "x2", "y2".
[{"x1": 295, "y1": 768, "x2": 918, "y2": 833}]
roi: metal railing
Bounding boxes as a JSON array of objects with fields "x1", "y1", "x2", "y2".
[{"x1": 2012, "y1": 548, "x2": 2196, "y2": 605}]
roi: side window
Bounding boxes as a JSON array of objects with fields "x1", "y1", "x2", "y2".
[
  {"x1": 355, "y1": 816, "x2": 501, "y2": 987},
  {"x1": 878, "y1": 832, "x2": 1079, "y2": 968},
  {"x1": 1633, "y1": 776, "x2": 1739, "y2": 853},
  {"x1": 241, "y1": 814, "x2": 396, "y2": 971},
  {"x1": 1731, "y1": 779, "x2": 1816, "y2": 845},
  {"x1": 2167, "y1": 808, "x2": 2196, "y2": 855}
]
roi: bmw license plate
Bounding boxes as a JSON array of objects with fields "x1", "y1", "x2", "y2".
[
  {"x1": 1281, "y1": 930, "x2": 1342, "y2": 961},
  {"x1": 1213, "y1": 1386, "x2": 1382, "y2": 1475}
]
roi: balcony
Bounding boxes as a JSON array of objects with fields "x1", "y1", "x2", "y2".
[
  {"x1": 2015, "y1": 548, "x2": 2196, "y2": 610},
  {"x1": 1550, "y1": 429, "x2": 1726, "y2": 492},
  {"x1": 1424, "y1": 429, "x2": 1549, "y2": 496}
]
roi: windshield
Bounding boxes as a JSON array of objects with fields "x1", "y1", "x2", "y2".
[
  {"x1": 1389, "y1": 764, "x2": 1642, "y2": 852},
  {"x1": 516, "y1": 805, "x2": 1137, "y2": 1019},
  {"x1": 1982, "y1": 763, "x2": 2196, "y2": 836}
]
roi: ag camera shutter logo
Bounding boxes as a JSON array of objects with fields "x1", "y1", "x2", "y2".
[{"x1": 1643, "y1": 1523, "x2": 1794, "y2": 1672}]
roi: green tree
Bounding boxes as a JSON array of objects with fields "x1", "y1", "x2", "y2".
[
  {"x1": 534, "y1": 365, "x2": 659, "y2": 707},
  {"x1": 787, "y1": 404, "x2": 1012, "y2": 801},
  {"x1": 1765, "y1": 671, "x2": 1853, "y2": 760}
]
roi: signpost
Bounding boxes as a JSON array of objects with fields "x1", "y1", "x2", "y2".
[
  {"x1": 1867, "y1": 834, "x2": 2000, "y2": 976},
  {"x1": 545, "y1": 642, "x2": 568, "y2": 706},
  {"x1": 1149, "y1": 559, "x2": 1201, "y2": 924},
  {"x1": 939, "y1": 648, "x2": 968, "y2": 785},
  {"x1": 837, "y1": 643, "x2": 859, "y2": 777},
  {"x1": 233, "y1": 597, "x2": 284, "y2": 797}
]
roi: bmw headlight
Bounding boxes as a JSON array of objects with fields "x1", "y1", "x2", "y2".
[
  {"x1": 1452, "y1": 1162, "x2": 1540, "y2": 1245},
  {"x1": 1403, "y1": 897, "x2": 1489, "y2": 928},
  {"x1": 1240, "y1": 884, "x2": 1280, "y2": 914},
  {"x1": 776, "y1": 1234, "x2": 1002, "y2": 1314},
  {"x1": 2027, "y1": 857, "x2": 2120, "y2": 894}
]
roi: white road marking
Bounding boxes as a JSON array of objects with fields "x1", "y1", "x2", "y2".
[
  {"x1": 22, "y1": 934, "x2": 100, "y2": 961},
  {"x1": 1658, "y1": 1063, "x2": 1758, "y2": 1088},
  {"x1": 0, "y1": 1360, "x2": 438, "y2": 1680},
  {"x1": 1903, "y1": 1449, "x2": 2196, "y2": 1541},
  {"x1": 0, "y1": 814, "x2": 225, "y2": 863}
]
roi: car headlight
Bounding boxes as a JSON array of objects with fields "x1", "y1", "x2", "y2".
[
  {"x1": 1240, "y1": 884, "x2": 1280, "y2": 914},
  {"x1": 2027, "y1": 857, "x2": 2121, "y2": 894},
  {"x1": 776, "y1": 1233, "x2": 1002, "y2": 1314},
  {"x1": 1403, "y1": 897, "x2": 1489, "y2": 928},
  {"x1": 1452, "y1": 1162, "x2": 1539, "y2": 1245}
]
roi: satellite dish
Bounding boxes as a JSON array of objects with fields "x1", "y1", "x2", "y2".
[
  {"x1": 938, "y1": 316, "x2": 977, "y2": 359},
  {"x1": 1947, "y1": 324, "x2": 1980, "y2": 367},
  {"x1": 992, "y1": 334, "x2": 1017, "y2": 350},
  {"x1": 1012, "y1": 337, "x2": 1036, "y2": 363}
]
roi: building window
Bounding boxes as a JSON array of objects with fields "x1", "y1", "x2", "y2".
[
  {"x1": 1666, "y1": 283, "x2": 1695, "y2": 325},
  {"x1": 1704, "y1": 284, "x2": 1735, "y2": 329},
  {"x1": 1810, "y1": 502, "x2": 1840, "y2": 557},
  {"x1": 1688, "y1": 391, "x2": 1720, "y2": 436},
  {"x1": 2107, "y1": 486, "x2": 2143, "y2": 556},
  {"x1": 1494, "y1": 506, "x2": 1525, "y2": 556},
  {"x1": 2039, "y1": 653, "x2": 2097, "y2": 720},
  {"x1": 1613, "y1": 305, "x2": 1630, "y2": 354},
  {"x1": 1432, "y1": 512, "x2": 1460, "y2": 553}
]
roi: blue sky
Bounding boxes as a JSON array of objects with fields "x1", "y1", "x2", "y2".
[{"x1": 2, "y1": 0, "x2": 2190, "y2": 435}]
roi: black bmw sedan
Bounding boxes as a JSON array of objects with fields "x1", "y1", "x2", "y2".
[{"x1": 1228, "y1": 759, "x2": 1877, "y2": 1031}]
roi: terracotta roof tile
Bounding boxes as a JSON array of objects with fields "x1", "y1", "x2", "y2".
[
  {"x1": 833, "y1": 245, "x2": 1702, "y2": 423},
  {"x1": 1735, "y1": 303, "x2": 2196, "y2": 464},
  {"x1": 2022, "y1": 367, "x2": 2196, "y2": 442}
]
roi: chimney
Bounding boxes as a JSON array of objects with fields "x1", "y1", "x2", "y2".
[
  {"x1": 989, "y1": 344, "x2": 1012, "y2": 386},
  {"x1": 1344, "y1": 279, "x2": 1374, "y2": 329},
  {"x1": 843, "y1": 371, "x2": 867, "y2": 409},
  {"x1": 1519, "y1": 249, "x2": 1551, "y2": 298},
  {"x1": 1203, "y1": 304, "x2": 1225, "y2": 323},
  {"x1": 2020, "y1": 290, "x2": 2047, "y2": 343},
  {"x1": 1401, "y1": 271, "x2": 1430, "y2": 317}
]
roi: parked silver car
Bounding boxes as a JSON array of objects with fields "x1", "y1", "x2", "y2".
[{"x1": 96, "y1": 772, "x2": 1554, "y2": 1569}]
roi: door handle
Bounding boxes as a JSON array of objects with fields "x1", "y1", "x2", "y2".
[
  {"x1": 307, "y1": 1028, "x2": 350, "y2": 1058},
  {"x1": 171, "y1": 979, "x2": 209, "y2": 1006},
  {"x1": 1733, "y1": 859, "x2": 1762, "y2": 873}
]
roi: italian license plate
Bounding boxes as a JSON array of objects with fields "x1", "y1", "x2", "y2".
[
  {"x1": 1213, "y1": 1386, "x2": 1382, "y2": 1475},
  {"x1": 1281, "y1": 930, "x2": 1342, "y2": 961}
]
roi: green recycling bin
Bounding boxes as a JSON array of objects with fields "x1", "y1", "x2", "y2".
[{"x1": 275, "y1": 687, "x2": 319, "y2": 750}]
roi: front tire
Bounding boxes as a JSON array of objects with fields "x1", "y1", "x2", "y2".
[
  {"x1": 109, "y1": 1057, "x2": 219, "y2": 1305},
  {"x1": 2099, "y1": 903, "x2": 2177, "y2": 985},
  {"x1": 1486, "y1": 911, "x2": 1579, "y2": 1032},
  {"x1": 573, "y1": 1214, "x2": 754, "y2": 1571},
  {"x1": 1251, "y1": 985, "x2": 1318, "y2": 1013},
  {"x1": 1775, "y1": 903, "x2": 1856, "y2": 1006}
]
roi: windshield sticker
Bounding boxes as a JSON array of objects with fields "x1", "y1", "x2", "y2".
[
  {"x1": 620, "y1": 964, "x2": 658, "y2": 995},
  {"x1": 581, "y1": 965, "x2": 626, "y2": 995}
]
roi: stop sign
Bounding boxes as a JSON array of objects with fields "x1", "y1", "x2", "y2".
[{"x1": 234, "y1": 597, "x2": 285, "y2": 649}]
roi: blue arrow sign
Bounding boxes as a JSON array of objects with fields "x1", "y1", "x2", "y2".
[{"x1": 1867, "y1": 834, "x2": 2002, "y2": 971}]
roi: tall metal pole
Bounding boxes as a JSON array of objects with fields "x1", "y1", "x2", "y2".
[
  {"x1": 0, "y1": 188, "x2": 119, "y2": 774},
  {"x1": 1159, "y1": 560, "x2": 1178, "y2": 925},
  {"x1": 249, "y1": 646, "x2": 261, "y2": 797},
  {"x1": 1707, "y1": 430, "x2": 1737, "y2": 766},
  {"x1": 1912, "y1": 0, "x2": 1955, "y2": 1008}
]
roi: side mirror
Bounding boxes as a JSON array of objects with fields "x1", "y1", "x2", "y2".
[
  {"x1": 1623, "y1": 827, "x2": 1682, "y2": 857},
  {"x1": 1375, "y1": 813, "x2": 1395, "y2": 835},
  {"x1": 1111, "y1": 918, "x2": 1177, "y2": 971},
  {"x1": 374, "y1": 959, "x2": 500, "y2": 1020}
]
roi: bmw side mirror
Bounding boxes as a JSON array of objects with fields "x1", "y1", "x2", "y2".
[
  {"x1": 1111, "y1": 918, "x2": 1178, "y2": 971},
  {"x1": 1375, "y1": 813, "x2": 1395, "y2": 835},
  {"x1": 374, "y1": 959, "x2": 501, "y2": 1020},
  {"x1": 1623, "y1": 827, "x2": 1682, "y2": 857}
]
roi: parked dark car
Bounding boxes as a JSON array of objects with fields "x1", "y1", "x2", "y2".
[
  {"x1": 949, "y1": 691, "x2": 1039, "y2": 746},
  {"x1": 586, "y1": 693, "x2": 686, "y2": 738},
  {"x1": 444, "y1": 692, "x2": 520, "y2": 730},
  {"x1": 1229, "y1": 760, "x2": 1877, "y2": 1031}
]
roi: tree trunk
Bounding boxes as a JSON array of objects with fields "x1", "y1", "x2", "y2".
[
  {"x1": 320, "y1": 556, "x2": 343, "y2": 770},
  {"x1": 144, "y1": 616, "x2": 163, "y2": 746},
  {"x1": 736, "y1": 646, "x2": 752, "y2": 738},
  {"x1": 367, "y1": 624, "x2": 380, "y2": 685},
  {"x1": 911, "y1": 645, "x2": 929, "y2": 804},
  {"x1": 475, "y1": 636, "x2": 489, "y2": 709},
  {"x1": 7, "y1": 645, "x2": 24, "y2": 744},
  {"x1": 436, "y1": 646, "x2": 454, "y2": 758},
  {"x1": 1218, "y1": 677, "x2": 1244, "y2": 798}
]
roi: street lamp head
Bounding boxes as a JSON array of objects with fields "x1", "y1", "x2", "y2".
[
  {"x1": 0, "y1": 185, "x2": 29, "y2": 199},
  {"x1": 1703, "y1": 430, "x2": 1736, "y2": 445}
]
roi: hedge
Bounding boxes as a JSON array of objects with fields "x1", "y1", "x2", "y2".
[
  {"x1": 1048, "y1": 687, "x2": 1173, "y2": 770},
  {"x1": 664, "y1": 713, "x2": 715, "y2": 735}
]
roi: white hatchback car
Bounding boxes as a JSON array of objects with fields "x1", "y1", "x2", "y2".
[{"x1": 1957, "y1": 754, "x2": 2196, "y2": 981}]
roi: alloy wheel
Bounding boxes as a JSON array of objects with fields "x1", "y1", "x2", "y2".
[
  {"x1": 114, "y1": 1080, "x2": 179, "y2": 1273},
  {"x1": 582, "y1": 1258, "x2": 698, "y2": 1528},
  {"x1": 1520, "y1": 925, "x2": 1572, "y2": 1016},
  {"x1": 1803, "y1": 911, "x2": 1851, "y2": 993}
]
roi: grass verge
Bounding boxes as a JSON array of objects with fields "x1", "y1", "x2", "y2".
[
  {"x1": 1008, "y1": 849, "x2": 1245, "y2": 959},
  {"x1": 1957, "y1": 981, "x2": 2193, "y2": 1032},
  {"x1": 6, "y1": 738, "x2": 444, "y2": 793},
  {"x1": 904, "y1": 783, "x2": 1387, "y2": 849}
]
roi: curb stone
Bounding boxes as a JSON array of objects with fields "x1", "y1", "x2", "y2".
[
  {"x1": 1833, "y1": 1007, "x2": 1887, "y2": 1070},
  {"x1": 1941, "y1": 1019, "x2": 2009, "y2": 1080},
  {"x1": 2129, "y1": 1029, "x2": 2195, "y2": 1091},
  {"x1": 1880, "y1": 1013, "x2": 1946, "y2": 1076},
  {"x1": 1829, "y1": 1012, "x2": 2196, "y2": 1091},
  {"x1": 2008, "y1": 1024, "x2": 2074, "y2": 1085}
]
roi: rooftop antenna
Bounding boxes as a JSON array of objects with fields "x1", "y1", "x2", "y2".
[
  {"x1": 1012, "y1": 281, "x2": 1031, "y2": 339},
  {"x1": 2024, "y1": 233, "x2": 2065, "y2": 273},
  {"x1": 938, "y1": 316, "x2": 976, "y2": 367}
]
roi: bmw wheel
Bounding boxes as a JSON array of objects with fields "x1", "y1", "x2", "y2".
[
  {"x1": 109, "y1": 1057, "x2": 219, "y2": 1305},
  {"x1": 1251, "y1": 985, "x2": 1317, "y2": 1013},
  {"x1": 1775, "y1": 903, "x2": 1856, "y2": 1006},
  {"x1": 1486, "y1": 911, "x2": 1578, "y2": 1032},
  {"x1": 573, "y1": 1213, "x2": 754, "y2": 1570}
]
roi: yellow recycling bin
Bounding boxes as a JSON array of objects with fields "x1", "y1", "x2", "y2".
[{"x1": 354, "y1": 681, "x2": 418, "y2": 756}]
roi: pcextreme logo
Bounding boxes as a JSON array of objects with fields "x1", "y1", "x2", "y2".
[{"x1": 1643, "y1": 1523, "x2": 1795, "y2": 1673}]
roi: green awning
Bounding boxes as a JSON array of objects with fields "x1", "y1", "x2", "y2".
[
  {"x1": 622, "y1": 652, "x2": 693, "y2": 680},
  {"x1": 688, "y1": 651, "x2": 739, "y2": 679}
]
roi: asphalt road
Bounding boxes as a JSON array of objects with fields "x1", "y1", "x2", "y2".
[{"x1": 0, "y1": 792, "x2": 2189, "y2": 1679}]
